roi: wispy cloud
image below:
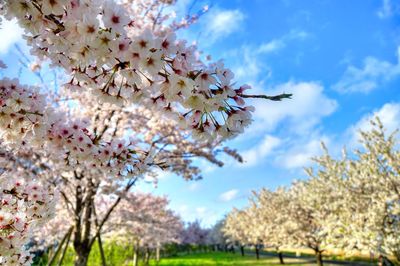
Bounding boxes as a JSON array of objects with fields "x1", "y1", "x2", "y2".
[
  {"x1": 332, "y1": 47, "x2": 400, "y2": 94},
  {"x1": 248, "y1": 81, "x2": 337, "y2": 136},
  {"x1": 187, "y1": 182, "x2": 201, "y2": 191},
  {"x1": 348, "y1": 103, "x2": 400, "y2": 146},
  {"x1": 257, "y1": 30, "x2": 309, "y2": 54},
  {"x1": 0, "y1": 19, "x2": 23, "y2": 54},
  {"x1": 231, "y1": 81, "x2": 337, "y2": 170},
  {"x1": 232, "y1": 30, "x2": 309, "y2": 81},
  {"x1": 176, "y1": 204, "x2": 219, "y2": 226},
  {"x1": 377, "y1": 0, "x2": 400, "y2": 18},
  {"x1": 204, "y1": 9, "x2": 245, "y2": 42},
  {"x1": 277, "y1": 135, "x2": 331, "y2": 169},
  {"x1": 241, "y1": 135, "x2": 281, "y2": 167},
  {"x1": 219, "y1": 189, "x2": 239, "y2": 202}
]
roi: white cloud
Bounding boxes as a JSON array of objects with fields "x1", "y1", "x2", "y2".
[
  {"x1": 233, "y1": 81, "x2": 336, "y2": 170},
  {"x1": 175, "y1": 204, "x2": 218, "y2": 226},
  {"x1": 257, "y1": 39, "x2": 285, "y2": 54},
  {"x1": 219, "y1": 189, "x2": 239, "y2": 202},
  {"x1": 178, "y1": 204, "x2": 189, "y2": 213},
  {"x1": 187, "y1": 182, "x2": 201, "y2": 191},
  {"x1": 348, "y1": 103, "x2": 400, "y2": 146},
  {"x1": 278, "y1": 102, "x2": 400, "y2": 170},
  {"x1": 248, "y1": 81, "x2": 337, "y2": 136},
  {"x1": 203, "y1": 9, "x2": 245, "y2": 43},
  {"x1": 241, "y1": 135, "x2": 281, "y2": 167},
  {"x1": 232, "y1": 30, "x2": 309, "y2": 82},
  {"x1": 195, "y1": 207, "x2": 207, "y2": 215},
  {"x1": 257, "y1": 30, "x2": 309, "y2": 54},
  {"x1": 332, "y1": 47, "x2": 400, "y2": 93},
  {"x1": 278, "y1": 135, "x2": 331, "y2": 169},
  {"x1": 0, "y1": 19, "x2": 23, "y2": 54},
  {"x1": 377, "y1": 0, "x2": 400, "y2": 18}
]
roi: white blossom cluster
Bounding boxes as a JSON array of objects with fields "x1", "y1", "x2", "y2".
[
  {"x1": 0, "y1": 178, "x2": 56, "y2": 266},
  {"x1": 0, "y1": 78, "x2": 150, "y2": 177},
  {"x1": 1, "y1": 0, "x2": 254, "y2": 141}
]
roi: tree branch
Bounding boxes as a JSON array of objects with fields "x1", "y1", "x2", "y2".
[
  {"x1": 237, "y1": 93, "x2": 292, "y2": 101},
  {"x1": 89, "y1": 177, "x2": 138, "y2": 248}
]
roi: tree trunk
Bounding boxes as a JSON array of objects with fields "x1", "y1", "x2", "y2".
[
  {"x1": 255, "y1": 245, "x2": 260, "y2": 260},
  {"x1": 144, "y1": 247, "x2": 150, "y2": 265},
  {"x1": 57, "y1": 228, "x2": 73, "y2": 266},
  {"x1": 378, "y1": 255, "x2": 396, "y2": 266},
  {"x1": 97, "y1": 234, "x2": 107, "y2": 266},
  {"x1": 240, "y1": 245, "x2": 245, "y2": 257},
  {"x1": 315, "y1": 250, "x2": 323, "y2": 266},
  {"x1": 278, "y1": 251, "x2": 284, "y2": 264},
  {"x1": 74, "y1": 248, "x2": 90, "y2": 266},
  {"x1": 73, "y1": 181, "x2": 92, "y2": 266},
  {"x1": 156, "y1": 245, "x2": 160, "y2": 262},
  {"x1": 47, "y1": 227, "x2": 73, "y2": 266},
  {"x1": 133, "y1": 242, "x2": 139, "y2": 266}
]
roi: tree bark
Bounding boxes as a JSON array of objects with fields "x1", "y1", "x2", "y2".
[
  {"x1": 74, "y1": 248, "x2": 90, "y2": 266},
  {"x1": 89, "y1": 177, "x2": 138, "y2": 248},
  {"x1": 72, "y1": 176, "x2": 97, "y2": 266},
  {"x1": 255, "y1": 245, "x2": 260, "y2": 260},
  {"x1": 144, "y1": 247, "x2": 150, "y2": 265},
  {"x1": 278, "y1": 251, "x2": 285, "y2": 264},
  {"x1": 57, "y1": 228, "x2": 73, "y2": 266},
  {"x1": 92, "y1": 202, "x2": 106, "y2": 266},
  {"x1": 240, "y1": 245, "x2": 245, "y2": 257},
  {"x1": 156, "y1": 245, "x2": 160, "y2": 263},
  {"x1": 47, "y1": 226, "x2": 73, "y2": 266},
  {"x1": 315, "y1": 250, "x2": 323, "y2": 266},
  {"x1": 133, "y1": 241, "x2": 139, "y2": 266},
  {"x1": 97, "y1": 234, "x2": 107, "y2": 266}
]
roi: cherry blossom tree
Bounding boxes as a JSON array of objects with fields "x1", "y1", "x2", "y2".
[
  {"x1": 305, "y1": 118, "x2": 400, "y2": 264},
  {"x1": 251, "y1": 188, "x2": 291, "y2": 264},
  {"x1": 224, "y1": 118, "x2": 400, "y2": 266},
  {"x1": 17, "y1": 97, "x2": 245, "y2": 266},
  {"x1": 104, "y1": 192, "x2": 183, "y2": 266},
  {"x1": 180, "y1": 220, "x2": 209, "y2": 251},
  {"x1": 0, "y1": 148, "x2": 57, "y2": 265},
  {"x1": 0, "y1": 0, "x2": 291, "y2": 264},
  {"x1": 206, "y1": 219, "x2": 230, "y2": 252},
  {"x1": 223, "y1": 207, "x2": 262, "y2": 258}
]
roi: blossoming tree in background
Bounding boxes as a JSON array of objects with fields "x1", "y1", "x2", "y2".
[
  {"x1": 0, "y1": 0, "x2": 291, "y2": 265},
  {"x1": 206, "y1": 219, "x2": 230, "y2": 252},
  {"x1": 223, "y1": 208, "x2": 255, "y2": 257},
  {"x1": 180, "y1": 220, "x2": 210, "y2": 252},
  {"x1": 105, "y1": 192, "x2": 183, "y2": 266},
  {"x1": 222, "y1": 118, "x2": 400, "y2": 266},
  {"x1": 251, "y1": 188, "x2": 291, "y2": 264},
  {"x1": 306, "y1": 119, "x2": 400, "y2": 264}
]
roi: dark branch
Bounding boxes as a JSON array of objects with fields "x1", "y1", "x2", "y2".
[{"x1": 238, "y1": 92, "x2": 292, "y2": 101}]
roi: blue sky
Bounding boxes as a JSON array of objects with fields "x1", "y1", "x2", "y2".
[{"x1": 1, "y1": 0, "x2": 400, "y2": 227}]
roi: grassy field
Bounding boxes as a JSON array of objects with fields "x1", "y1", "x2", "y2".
[
  {"x1": 35, "y1": 246, "x2": 375, "y2": 266},
  {"x1": 149, "y1": 252, "x2": 307, "y2": 266}
]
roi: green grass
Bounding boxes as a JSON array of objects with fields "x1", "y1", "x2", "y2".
[
  {"x1": 35, "y1": 245, "x2": 376, "y2": 266},
  {"x1": 149, "y1": 252, "x2": 305, "y2": 266},
  {"x1": 36, "y1": 249, "x2": 307, "y2": 266},
  {"x1": 34, "y1": 241, "x2": 136, "y2": 266}
]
